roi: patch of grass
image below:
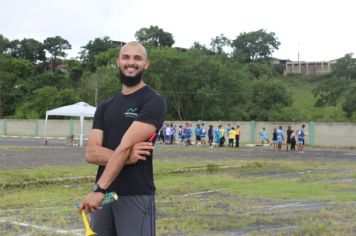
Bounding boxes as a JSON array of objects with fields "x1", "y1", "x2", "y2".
[
  {"x1": 0, "y1": 166, "x2": 96, "y2": 187},
  {"x1": 1, "y1": 154, "x2": 356, "y2": 235}
]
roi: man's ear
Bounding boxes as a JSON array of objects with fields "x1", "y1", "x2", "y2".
[
  {"x1": 144, "y1": 60, "x2": 150, "y2": 70},
  {"x1": 116, "y1": 57, "x2": 120, "y2": 67}
]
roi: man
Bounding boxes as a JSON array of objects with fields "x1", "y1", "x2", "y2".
[
  {"x1": 79, "y1": 41, "x2": 167, "y2": 236},
  {"x1": 286, "y1": 126, "x2": 293, "y2": 151},
  {"x1": 200, "y1": 123, "x2": 207, "y2": 146},
  {"x1": 228, "y1": 127, "x2": 236, "y2": 147},
  {"x1": 194, "y1": 123, "x2": 201, "y2": 145},
  {"x1": 235, "y1": 125, "x2": 241, "y2": 148},
  {"x1": 297, "y1": 124, "x2": 306, "y2": 151},
  {"x1": 277, "y1": 126, "x2": 284, "y2": 151},
  {"x1": 259, "y1": 127, "x2": 269, "y2": 146}
]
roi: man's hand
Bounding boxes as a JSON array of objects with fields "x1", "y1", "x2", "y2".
[
  {"x1": 126, "y1": 142, "x2": 154, "y2": 164},
  {"x1": 79, "y1": 192, "x2": 104, "y2": 213}
]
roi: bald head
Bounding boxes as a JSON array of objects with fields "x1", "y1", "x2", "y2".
[{"x1": 119, "y1": 41, "x2": 147, "y2": 59}]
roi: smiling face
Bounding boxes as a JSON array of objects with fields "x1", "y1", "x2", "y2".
[{"x1": 116, "y1": 42, "x2": 150, "y2": 78}]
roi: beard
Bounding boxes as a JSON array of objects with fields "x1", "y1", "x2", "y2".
[{"x1": 119, "y1": 70, "x2": 143, "y2": 87}]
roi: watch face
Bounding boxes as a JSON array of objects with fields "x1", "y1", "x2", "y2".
[
  {"x1": 92, "y1": 183, "x2": 105, "y2": 193},
  {"x1": 92, "y1": 184, "x2": 98, "y2": 192}
]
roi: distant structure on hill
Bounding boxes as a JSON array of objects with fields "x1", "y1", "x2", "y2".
[{"x1": 283, "y1": 60, "x2": 337, "y2": 75}]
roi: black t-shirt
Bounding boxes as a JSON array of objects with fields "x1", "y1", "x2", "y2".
[{"x1": 92, "y1": 85, "x2": 167, "y2": 195}]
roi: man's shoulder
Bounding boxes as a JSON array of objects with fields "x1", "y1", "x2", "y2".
[{"x1": 96, "y1": 94, "x2": 119, "y2": 113}]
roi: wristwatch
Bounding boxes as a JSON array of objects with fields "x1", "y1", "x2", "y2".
[{"x1": 92, "y1": 183, "x2": 106, "y2": 194}]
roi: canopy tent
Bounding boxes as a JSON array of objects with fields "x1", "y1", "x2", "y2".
[{"x1": 44, "y1": 102, "x2": 96, "y2": 146}]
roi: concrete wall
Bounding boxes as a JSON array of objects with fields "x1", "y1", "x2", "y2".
[{"x1": 1, "y1": 119, "x2": 355, "y2": 148}]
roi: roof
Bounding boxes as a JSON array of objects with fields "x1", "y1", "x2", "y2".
[{"x1": 46, "y1": 102, "x2": 96, "y2": 118}]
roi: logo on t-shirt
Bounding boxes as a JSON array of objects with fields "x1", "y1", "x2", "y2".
[{"x1": 124, "y1": 107, "x2": 138, "y2": 118}]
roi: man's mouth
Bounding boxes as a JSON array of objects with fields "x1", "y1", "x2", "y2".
[{"x1": 125, "y1": 66, "x2": 138, "y2": 72}]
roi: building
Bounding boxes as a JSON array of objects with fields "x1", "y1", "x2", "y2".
[{"x1": 284, "y1": 60, "x2": 337, "y2": 75}]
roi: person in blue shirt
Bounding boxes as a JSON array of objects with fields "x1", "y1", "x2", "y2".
[
  {"x1": 259, "y1": 127, "x2": 269, "y2": 145},
  {"x1": 184, "y1": 122, "x2": 192, "y2": 145},
  {"x1": 277, "y1": 126, "x2": 284, "y2": 151},
  {"x1": 297, "y1": 124, "x2": 306, "y2": 151},
  {"x1": 208, "y1": 125, "x2": 214, "y2": 147},
  {"x1": 200, "y1": 123, "x2": 207, "y2": 146},
  {"x1": 215, "y1": 125, "x2": 221, "y2": 146},
  {"x1": 194, "y1": 124, "x2": 201, "y2": 145}
]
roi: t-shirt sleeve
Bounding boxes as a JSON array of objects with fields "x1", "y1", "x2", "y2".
[
  {"x1": 136, "y1": 94, "x2": 167, "y2": 130},
  {"x1": 92, "y1": 102, "x2": 107, "y2": 130}
]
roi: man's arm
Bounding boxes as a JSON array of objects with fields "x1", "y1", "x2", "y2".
[
  {"x1": 85, "y1": 129, "x2": 113, "y2": 165},
  {"x1": 79, "y1": 121, "x2": 156, "y2": 212},
  {"x1": 85, "y1": 129, "x2": 153, "y2": 166}
]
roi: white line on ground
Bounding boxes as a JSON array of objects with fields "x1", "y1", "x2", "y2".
[
  {"x1": 181, "y1": 189, "x2": 224, "y2": 197},
  {"x1": 0, "y1": 217, "x2": 82, "y2": 235}
]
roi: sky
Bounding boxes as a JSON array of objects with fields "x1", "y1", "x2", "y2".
[{"x1": 1, "y1": 0, "x2": 355, "y2": 61}]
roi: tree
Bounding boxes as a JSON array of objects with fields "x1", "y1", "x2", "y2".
[
  {"x1": 18, "y1": 38, "x2": 46, "y2": 63},
  {"x1": 135, "y1": 25, "x2": 175, "y2": 47},
  {"x1": 14, "y1": 86, "x2": 80, "y2": 118},
  {"x1": 249, "y1": 79, "x2": 292, "y2": 120},
  {"x1": 313, "y1": 54, "x2": 356, "y2": 119},
  {"x1": 231, "y1": 29, "x2": 280, "y2": 63},
  {"x1": 0, "y1": 34, "x2": 10, "y2": 53},
  {"x1": 332, "y1": 53, "x2": 356, "y2": 80},
  {"x1": 0, "y1": 54, "x2": 35, "y2": 118},
  {"x1": 210, "y1": 34, "x2": 231, "y2": 55},
  {"x1": 146, "y1": 47, "x2": 250, "y2": 120},
  {"x1": 43, "y1": 36, "x2": 71, "y2": 71},
  {"x1": 190, "y1": 42, "x2": 213, "y2": 55},
  {"x1": 80, "y1": 36, "x2": 121, "y2": 71},
  {"x1": 342, "y1": 88, "x2": 356, "y2": 118}
]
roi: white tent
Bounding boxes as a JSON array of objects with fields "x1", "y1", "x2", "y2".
[{"x1": 44, "y1": 102, "x2": 96, "y2": 146}]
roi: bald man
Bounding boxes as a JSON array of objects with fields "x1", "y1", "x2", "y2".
[{"x1": 80, "y1": 42, "x2": 167, "y2": 235}]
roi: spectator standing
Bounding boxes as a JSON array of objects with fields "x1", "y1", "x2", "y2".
[
  {"x1": 286, "y1": 126, "x2": 293, "y2": 151},
  {"x1": 297, "y1": 124, "x2": 306, "y2": 151},
  {"x1": 235, "y1": 125, "x2": 241, "y2": 148},
  {"x1": 200, "y1": 123, "x2": 207, "y2": 146},
  {"x1": 277, "y1": 126, "x2": 284, "y2": 151},
  {"x1": 228, "y1": 127, "x2": 236, "y2": 147},
  {"x1": 208, "y1": 125, "x2": 214, "y2": 147}
]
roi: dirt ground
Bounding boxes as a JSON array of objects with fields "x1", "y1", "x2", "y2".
[
  {"x1": 1, "y1": 136, "x2": 356, "y2": 235},
  {"x1": 1, "y1": 136, "x2": 356, "y2": 169}
]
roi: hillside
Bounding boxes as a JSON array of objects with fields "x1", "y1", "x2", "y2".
[{"x1": 281, "y1": 76, "x2": 348, "y2": 122}]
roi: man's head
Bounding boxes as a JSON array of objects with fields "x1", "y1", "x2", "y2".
[{"x1": 116, "y1": 41, "x2": 150, "y2": 87}]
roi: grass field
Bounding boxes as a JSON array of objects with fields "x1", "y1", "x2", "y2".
[
  {"x1": 282, "y1": 77, "x2": 348, "y2": 122},
  {"x1": 1, "y1": 145, "x2": 356, "y2": 235}
]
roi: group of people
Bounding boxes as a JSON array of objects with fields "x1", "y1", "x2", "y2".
[
  {"x1": 260, "y1": 124, "x2": 306, "y2": 152},
  {"x1": 157, "y1": 122, "x2": 241, "y2": 148}
]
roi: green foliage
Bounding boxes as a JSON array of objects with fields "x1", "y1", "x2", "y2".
[
  {"x1": 246, "y1": 62, "x2": 273, "y2": 79},
  {"x1": 210, "y1": 34, "x2": 231, "y2": 55},
  {"x1": 14, "y1": 86, "x2": 80, "y2": 118},
  {"x1": 313, "y1": 54, "x2": 356, "y2": 118},
  {"x1": 332, "y1": 53, "x2": 356, "y2": 80},
  {"x1": 0, "y1": 54, "x2": 35, "y2": 117},
  {"x1": 80, "y1": 36, "x2": 120, "y2": 71},
  {"x1": 342, "y1": 87, "x2": 356, "y2": 118},
  {"x1": 0, "y1": 34, "x2": 10, "y2": 53},
  {"x1": 0, "y1": 32, "x2": 355, "y2": 122},
  {"x1": 8, "y1": 38, "x2": 46, "y2": 63},
  {"x1": 43, "y1": 36, "x2": 71, "y2": 71},
  {"x1": 135, "y1": 25, "x2": 175, "y2": 47},
  {"x1": 249, "y1": 79, "x2": 292, "y2": 121},
  {"x1": 78, "y1": 66, "x2": 119, "y2": 106},
  {"x1": 231, "y1": 29, "x2": 281, "y2": 63}
]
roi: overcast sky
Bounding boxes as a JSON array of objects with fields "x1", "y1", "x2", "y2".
[{"x1": 1, "y1": 0, "x2": 355, "y2": 61}]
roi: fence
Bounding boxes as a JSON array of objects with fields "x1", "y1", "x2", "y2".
[{"x1": 0, "y1": 119, "x2": 355, "y2": 148}]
